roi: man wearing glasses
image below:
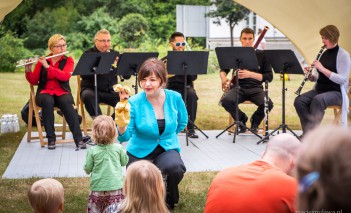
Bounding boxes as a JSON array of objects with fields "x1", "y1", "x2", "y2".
[
  {"x1": 166, "y1": 32, "x2": 199, "y2": 138},
  {"x1": 80, "y1": 29, "x2": 121, "y2": 118}
]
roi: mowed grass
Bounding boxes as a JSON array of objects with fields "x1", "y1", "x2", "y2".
[{"x1": 0, "y1": 72, "x2": 338, "y2": 212}]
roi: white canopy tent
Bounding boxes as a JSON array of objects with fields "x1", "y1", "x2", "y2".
[
  {"x1": 235, "y1": 0, "x2": 351, "y2": 64},
  {"x1": 0, "y1": 0, "x2": 22, "y2": 23}
]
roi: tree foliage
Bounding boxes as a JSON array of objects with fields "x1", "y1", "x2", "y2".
[
  {"x1": 206, "y1": 0, "x2": 250, "y2": 46},
  {"x1": 118, "y1": 13, "x2": 148, "y2": 48},
  {"x1": 1, "y1": 0, "x2": 219, "y2": 72},
  {"x1": 0, "y1": 30, "x2": 31, "y2": 72}
]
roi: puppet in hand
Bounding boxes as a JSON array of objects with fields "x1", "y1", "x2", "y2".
[{"x1": 113, "y1": 84, "x2": 131, "y2": 127}]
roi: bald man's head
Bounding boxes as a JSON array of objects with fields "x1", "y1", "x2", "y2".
[{"x1": 262, "y1": 134, "x2": 301, "y2": 174}]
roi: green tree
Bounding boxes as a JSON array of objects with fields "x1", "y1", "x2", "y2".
[
  {"x1": 206, "y1": 0, "x2": 250, "y2": 46},
  {"x1": 23, "y1": 8, "x2": 54, "y2": 49},
  {"x1": 23, "y1": 6, "x2": 80, "y2": 50},
  {"x1": 0, "y1": 30, "x2": 31, "y2": 72},
  {"x1": 103, "y1": 0, "x2": 150, "y2": 19},
  {"x1": 118, "y1": 13, "x2": 148, "y2": 48},
  {"x1": 70, "y1": 7, "x2": 119, "y2": 51}
]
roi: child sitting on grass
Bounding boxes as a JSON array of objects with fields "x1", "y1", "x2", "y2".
[
  {"x1": 84, "y1": 115, "x2": 129, "y2": 213},
  {"x1": 28, "y1": 178, "x2": 64, "y2": 213}
]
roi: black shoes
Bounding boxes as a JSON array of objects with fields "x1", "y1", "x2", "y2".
[
  {"x1": 238, "y1": 125, "x2": 247, "y2": 133},
  {"x1": 238, "y1": 114, "x2": 248, "y2": 133},
  {"x1": 78, "y1": 141, "x2": 86, "y2": 149},
  {"x1": 251, "y1": 125, "x2": 259, "y2": 133},
  {"x1": 250, "y1": 117, "x2": 259, "y2": 133},
  {"x1": 48, "y1": 141, "x2": 56, "y2": 150},
  {"x1": 188, "y1": 130, "x2": 199, "y2": 138}
]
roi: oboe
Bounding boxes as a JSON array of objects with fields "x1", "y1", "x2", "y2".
[{"x1": 295, "y1": 46, "x2": 325, "y2": 96}]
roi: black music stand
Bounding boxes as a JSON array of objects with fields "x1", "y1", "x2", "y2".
[
  {"x1": 73, "y1": 51, "x2": 118, "y2": 149},
  {"x1": 116, "y1": 52, "x2": 159, "y2": 94},
  {"x1": 257, "y1": 50, "x2": 303, "y2": 144},
  {"x1": 215, "y1": 47, "x2": 262, "y2": 143},
  {"x1": 73, "y1": 51, "x2": 119, "y2": 117},
  {"x1": 167, "y1": 51, "x2": 209, "y2": 145}
]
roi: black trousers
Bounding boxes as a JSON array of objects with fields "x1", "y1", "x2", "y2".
[
  {"x1": 294, "y1": 89, "x2": 342, "y2": 133},
  {"x1": 80, "y1": 88, "x2": 119, "y2": 118},
  {"x1": 167, "y1": 86, "x2": 198, "y2": 131},
  {"x1": 127, "y1": 146, "x2": 186, "y2": 209},
  {"x1": 221, "y1": 87, "x2": 273, "y2": 126},
  {"x1": 36, "y1": 93, "x2": 82, "y2": 144}
]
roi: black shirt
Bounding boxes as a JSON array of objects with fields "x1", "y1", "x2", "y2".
[
  {"x1": 221, "y1": 50, "x2": 273, "y2": 89},
  {"x1": 315, "y1": 45, "x2": 340, "y2": 92},
  {"x1": 80, "y1": 46, "x2": 118, "y2": 93},
  {"x1": 157, "y1": 119, "x2": 165, "y2": 135}
]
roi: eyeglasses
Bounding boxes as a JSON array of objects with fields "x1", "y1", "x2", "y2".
[
  {"x1": 96, "y1": 39, "x2": 111, "y2": 43},
  {"x1": 53, "y1": 44, "x2": 67, "y2": 48},
  {"x1": 173, "y1": 42, "x2": 186, "y2": 47}
]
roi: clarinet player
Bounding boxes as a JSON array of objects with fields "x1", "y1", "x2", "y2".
[
  {"x1": 294, "y1": 25, "x2": 350, "y2": 137},
  {"x1": 220, "y1": 27, "x2": 274, "y2": 133}
]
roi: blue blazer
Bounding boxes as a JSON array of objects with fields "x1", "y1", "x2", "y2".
[{"x1": 118, "y1": 89, "x2": 188, "y2": 158}]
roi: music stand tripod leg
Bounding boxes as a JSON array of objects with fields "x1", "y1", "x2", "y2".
[
  {"x1": 257, "y1": 67, "x2": 299, "y2": 145},
  {"x1": 285, "y1": 125, "x2": 300, "y2": 138},
  {"x1": 257, "y1": 125, "x2": 280, "y2": 144},
  {"x1": 215, "y1": 122, "x2": 236, "y2": 138},
  {"x1": 189, "y1": 120, "x2": 208, "y2": 138}
]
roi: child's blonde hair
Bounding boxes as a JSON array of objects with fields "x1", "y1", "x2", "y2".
[
  {"x1": 28, "y1": 178, "x2": 64, "y2": 213},
  {"x1": 92, "y1": 115, "x2": 117, "y2": 145},
  {"x1": 121, "y1": 160, "x2": 169, "y2": 213}
]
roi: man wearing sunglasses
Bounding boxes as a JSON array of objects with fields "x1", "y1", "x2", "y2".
[{"x1": 166, "y1": 32, "x2": 199, "y2": 139}]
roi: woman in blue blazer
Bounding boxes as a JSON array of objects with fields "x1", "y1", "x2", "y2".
[{"x1": 117, "y1": 58, "x2": 188, "y2": 209}]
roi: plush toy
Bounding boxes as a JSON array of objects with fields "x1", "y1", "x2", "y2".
[{"x1": 113, "y1": 84, "x2": 131, "y2": 127}]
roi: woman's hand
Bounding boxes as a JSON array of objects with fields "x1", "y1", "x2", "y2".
[
  {"x1": 312, "y1": 60, "x2": 324, "y2": 71},
  {"x1": 25, "y1": 64, "x2": 32, "y2": 73},
  {"x1": 38, "y1": 56, "x2": 49, "y2": 69}
]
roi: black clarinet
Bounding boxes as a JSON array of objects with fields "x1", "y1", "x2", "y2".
[
  {"x1": 295, "y1": 46, "x2": 325, "y2": 96},
  {"x1": 264, "y1": 80, "x2": 269, "y2": 136}
]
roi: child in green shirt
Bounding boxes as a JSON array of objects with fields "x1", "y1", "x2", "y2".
[{"x1": 84, "y1": 115, "x2": 129, "y2": 213}]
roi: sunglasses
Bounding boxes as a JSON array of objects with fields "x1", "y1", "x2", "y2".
[{"x1": 174, "y1": 42, "x2": 186, "y2": 47}]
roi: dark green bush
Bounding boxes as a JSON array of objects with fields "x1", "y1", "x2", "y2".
[{"x1": 0, "y1": 31, "x2": 31, "y2": 72}]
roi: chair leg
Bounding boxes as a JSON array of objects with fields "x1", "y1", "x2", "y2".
[
  {"x1": 27, "y1": 102, "x2": 33, "y2": 142},
  {"x1": 62, "y1": 116, "x2": 66, "y2": 139},
  {"x1": 33, "y1": 108, "x2": 45, "y2": 147},
  {"x1": 107, "y1": 105, "x2": 111, "y2": 116},
  {"x1": 81, "y1": 102, "x2": 88, "y2": 136},
  {"x1": 333, "y1": 108, "x2": 342, "y2": 125}
]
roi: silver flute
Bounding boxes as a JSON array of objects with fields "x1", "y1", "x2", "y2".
[{"x1": 16, "y1": 51, "x2": 69, "y2": 67}]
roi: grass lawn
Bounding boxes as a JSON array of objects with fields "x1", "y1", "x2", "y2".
[{"x1": 0, "y1": 72, "x2": 338, "y2": 212}]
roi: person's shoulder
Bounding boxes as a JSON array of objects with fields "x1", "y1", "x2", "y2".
[
  {"x1": 129, "y1": 92, "x2": 145, "y2": 103},
  {"x1": 256, "y1": 49, "x2": 264, "y2": 54},
  {"x1": 165, "y1": 89, "x2": 182, "y2": 99},
  {"x1": 66, "y1": 56, "x2": 74, "y2": 62},
  {"x1": 339, "y1": 47, "x2": 350, "y2": 58},
  {"x1": 84, "y1": 46, "x2": 97, "y2": 53}
]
